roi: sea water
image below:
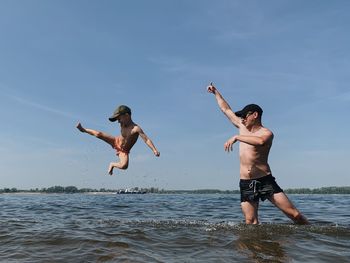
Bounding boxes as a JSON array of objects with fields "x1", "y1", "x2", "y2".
[{"x1": 0, "y1": 193, "x2": 349, "y2": 262}]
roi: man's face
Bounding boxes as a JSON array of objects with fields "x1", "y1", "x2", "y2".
[{"x1": 241, "y1": 111, "x2": 255, "y2": 127}]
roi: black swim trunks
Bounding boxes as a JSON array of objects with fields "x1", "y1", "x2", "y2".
[{"x1": 239, "y1": 174, "x2": 283, "y2": 202}]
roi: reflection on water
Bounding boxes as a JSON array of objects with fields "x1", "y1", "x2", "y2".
[{"x1": 233, "y1": 224, "x2": 291, "y2": 263}]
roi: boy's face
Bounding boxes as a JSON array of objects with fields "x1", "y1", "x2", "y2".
[{"x1": 116, "y1": 113, "x2": 130, "y2": 124}]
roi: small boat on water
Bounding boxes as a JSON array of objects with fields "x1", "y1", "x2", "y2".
[{"x1": 117, "y1": 188, "x2": 147, "y2": 194}]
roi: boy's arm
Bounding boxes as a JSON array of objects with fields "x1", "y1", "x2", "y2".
[
  {"x1": 137, "y1": 127, "x2": 160, "y2": 157},
  {"x1": 207, "y1": 83, "x2": 241, "y2": 128}
]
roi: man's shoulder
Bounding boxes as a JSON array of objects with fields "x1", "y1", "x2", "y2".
[{"x1": 261, "y1": 127, "x2": 274, "y2": 137}]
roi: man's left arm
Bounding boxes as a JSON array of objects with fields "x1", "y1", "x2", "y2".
[
  {"x1": 224, "y1": 132, "x2": 273, "y2": 151},
  {"x1": 236, "y1": 134, "x2": 272, "y2": 146}
]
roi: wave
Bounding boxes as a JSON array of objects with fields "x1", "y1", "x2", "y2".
[
  {"x1": 88, "y1": 218, "x2": 350, "y2": 236},
  {"x1": 1, "y1": 217, "x2": 349, "y2": 262}
]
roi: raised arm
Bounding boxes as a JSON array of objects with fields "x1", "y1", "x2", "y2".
[
  {"x1": 207, "y1": 83, "x2": 241, "y2": 128},
  {"x1": 136, "y1": 126, "x2": 160, "y2": 157}
]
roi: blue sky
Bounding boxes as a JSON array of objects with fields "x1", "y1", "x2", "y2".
[{"x1": 1, "y1": 0, "x2": 349, "y2": 190}]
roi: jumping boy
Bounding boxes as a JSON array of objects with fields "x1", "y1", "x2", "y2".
[{"x1": 77, "y1": 105, "x2": 160, "y2": 175}]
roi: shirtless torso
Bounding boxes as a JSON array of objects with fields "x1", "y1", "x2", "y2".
[
  {"x1": 117, "y1": 123, "x2": 140, "y2": 153},
  {"x1": 238, "y1": 126, "x2": 273, "y2": 179}
]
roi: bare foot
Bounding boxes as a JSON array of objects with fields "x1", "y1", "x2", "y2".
[{"x1": 76, "y1": 122, "x2": 85, "y2": 132}]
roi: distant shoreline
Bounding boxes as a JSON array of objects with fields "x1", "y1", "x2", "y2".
[{"x1": 1, "y1": 186, "x2": 350, "y2": 194}]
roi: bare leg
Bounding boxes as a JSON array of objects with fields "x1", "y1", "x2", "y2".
[
  {"x1": 76, "y1": 122, "x2": 115, "y2": 147},
  {"x1": 108, "y1": 153, "x2": 129, "y2": 175},
  {"x1": 269, "y1": 192, "x2": 309, "y2": 224},
  {"x1": 241, "y1": 201, "x2": 259, "y2": 224}
]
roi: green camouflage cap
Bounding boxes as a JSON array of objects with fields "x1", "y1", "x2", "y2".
[{"x1": 109, "y1": 105, "x2": 131, "y2": 122}]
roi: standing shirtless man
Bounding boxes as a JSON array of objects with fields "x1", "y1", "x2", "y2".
[
  {"x1": 207, "y1": 84, "x2": 308, "y2": 224},
  {"x1": 77, "y1": 105, "x2": 160, "y2": 175}
]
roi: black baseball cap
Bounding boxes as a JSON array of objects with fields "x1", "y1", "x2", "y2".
[
  {"x1": 109, "y1": 105, "x2": 131, "y2": 122},
  {"x1": 235, "y1": 104, "x2": 263, "y2": 118}
]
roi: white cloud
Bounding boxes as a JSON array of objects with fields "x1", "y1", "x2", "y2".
[{"x1": 6, "y1": 93, "x2": 78, "y2": 120}]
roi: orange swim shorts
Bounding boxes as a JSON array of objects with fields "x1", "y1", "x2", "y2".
[{"x1": 113, "y1": 137, "x2": 130, "y2": 156}]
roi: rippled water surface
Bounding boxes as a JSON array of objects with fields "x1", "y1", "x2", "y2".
[{"x1": 0, "y1": 194, "x2": 349, "y2": 262}]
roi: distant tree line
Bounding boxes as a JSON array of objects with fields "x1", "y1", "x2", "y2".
[
  {"x1": 1, "y1": 186, "x2": 349, "y2": 194},
  {"x1": 0, "y1": 186, "x2": 156, "y2": 194},
  {"x1": 157, "y1": 189, "x2": 240, "y2": 194},
  {"x1": 284, "y1": 186, "x2": 350, "y2": 194}
]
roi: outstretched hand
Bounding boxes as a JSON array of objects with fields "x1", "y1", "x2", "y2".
[
  {"x1": 108, "y1": 163, "x2": 114, "y2": 176},
  {"x1": 224, "y1": 136, "x2": 237, "y2": 152},
  {"x1": 207, "y1": 82, "x2": 216, "y2": 94},
  {"x1": 154, "y1": 150, "x2": 160, "y2": 157}
]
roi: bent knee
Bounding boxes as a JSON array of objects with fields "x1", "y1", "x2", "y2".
[
  {"x1": 120, "y1": 163, "x2": 128, "y2": 170},
  {"x1": 95, "y1": 132, "x2": 102, "y2": 138}
]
